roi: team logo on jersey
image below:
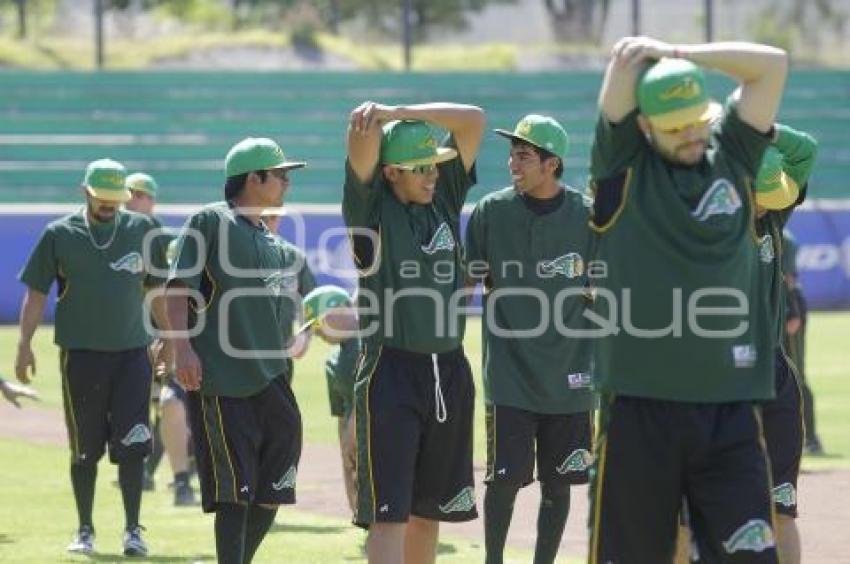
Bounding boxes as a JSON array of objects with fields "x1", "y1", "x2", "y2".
[
  {"x1": 758, "y1": 234, "x2": 775, "y2": 263},
  {"x1": 120, "y1": 424, "x2": 152, "y2": 446},
  {"x1": 263, "y1": 271, "x2": 296, "y2": 296},
  {"x1": 110, "y1": 252, "x2": 144, "y2": 274},
  {"x1": 272, "y1": 465, "x2": 297, "y2": 491},
  {"x1": 691, "y1": 179, "x2": 742, "y2": 222},
  {"x1": 772, "y1": 483, "x2": 797, "y2": 507},
  {"x1": 541, "y1": 253, "x2": 585, "y2": 278},
  {"x1": 567, "y1": 372, "x2": 592, "y2": 389},
  {"x1": 732, "y1": 344, "x2": 757, "y2": 368},
  {"x1": 438, "y1": 486, "x2": 475, "y2": 514},
  {"x1": 421, "y1": 223, "x2": 455, "y2": 255},
  {"x1": 722, "y1": 519, "x2": 775, "y2": 554},
  {"x1": 660, "y1": 77, "x2": 702, "y2": 101},
  {"x1": 556, "y1": 449, "x2": 593, "y2": 475}
]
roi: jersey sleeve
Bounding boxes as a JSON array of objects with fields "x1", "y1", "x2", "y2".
[
  {"x1": 464, "y1": 201, "x2": 489, "y2": 280},
  {"x1": 144, "y1": 217, "x2": 170, "y2": 287},
  {"x1": 342, "y1": 159, "x2": 383, "y2": 229},
  {"x1": 297, "y1": 251, "x2": 317, "y2": 296},
  {"x1": 714, "y1": 98, "x2": 772, "y2": 179},
  {"x1": 590, "y1": 109, "x2": 644, "y2": 181},
  {"x1": 18, "y1": 226, "x2": 58, "y2": 294},
  {"x1": 781, "y1": 230, "x2": 799, "y2": 278},
  {"x1": 168, "y1": 209, "x2": 216, "y2": 290},
  {"x1": 437, "y1": 134, "x2": 478, "y2": 214}
]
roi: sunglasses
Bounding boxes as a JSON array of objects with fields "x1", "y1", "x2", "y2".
[
  {"x1": 267, "y1": 168, "x2": 290, "y2": 181},
  {"x1": 396, "y1": 163, "x2": 438, "y2": 175}
]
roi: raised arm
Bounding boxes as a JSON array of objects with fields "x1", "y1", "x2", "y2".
[
  {"x1": 348, "y1": 101, "x2": 486, "y2": 179},
  {"x1": 600, "y1": 37, "x2": 788, "y2": 132}
]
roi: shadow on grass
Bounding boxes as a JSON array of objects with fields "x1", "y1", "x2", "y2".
[
  {"x1": 269, "y1": 522, "x2": 349, "y2": 535},
  {"x1": 0, "y1": 533, "x2": 13, "y2": 545},
  {"x1": 87, "y1": 554, "x2": 214, "y2": 562},
  {"x1": 340, "y1": 541, "x2": 457, "y2": 560}
]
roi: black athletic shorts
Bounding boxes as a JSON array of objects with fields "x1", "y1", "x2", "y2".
[
  {"x1": 353, "y1": 345, "x2": 476, "y2": 528},
  {"x1": 60, "y1": 347, "x2": 153, "y2": 464},
  {"x1": 485, "y1": 404, "x2": 593, "y2": 487},
  {"x1": 187, "y1": 375, "x2": 302, "y2": 513},
  {"x1": 761, "y1": 349, "x2": 803, "y2": 518},
  {"x1": 589, "y1": 395, "x2": 778, "y2": 564}
]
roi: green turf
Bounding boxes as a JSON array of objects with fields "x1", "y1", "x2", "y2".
[{"x1": 0, "y1": 438, "x2": 542, "y2": 563}]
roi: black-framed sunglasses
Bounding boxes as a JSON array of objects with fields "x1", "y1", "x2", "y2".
[{"x1": 267, "y1": 168, "x2": 290, "y2": 181}]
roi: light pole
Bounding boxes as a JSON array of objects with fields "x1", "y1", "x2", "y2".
[
  {"x1": 402, "y1": 0, "x2": 412, "y2": 71},
  {"x1": 95, "y1": 0, "x2": 105, "y2": 69}
]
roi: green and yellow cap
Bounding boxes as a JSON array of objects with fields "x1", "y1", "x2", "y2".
[
  {"x1": 494, "y1": 114, "x2": 569, "y2": 159},
  {"x1": 126, "y1": 172, "x2": 159, "y2": 197},
  {"x1": 755, "y1": 147, "x2": 799, "y2": 210},
  {"x1": 380, "y1": 120, "x2": 457, "y2": 168},
  {"x1": 224, "y1": 137, "x2": 306, "y2": 178},
  {"x1": 83, "y1": 158, "x2": 130, "y2": 202},
  {"x1": 298, "y1": 285, "x2": 352, "y2": 333},
  {"x1": 637, "y1": 58, "x2": 721, "y2": 131}
]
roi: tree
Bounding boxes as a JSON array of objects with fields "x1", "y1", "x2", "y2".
[{"x1": 543, "y1": 0, "x2": 610, "y2": 44}]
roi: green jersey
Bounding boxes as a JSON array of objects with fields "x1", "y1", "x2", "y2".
[
  {"x1": 274, "y1": 236, "x2": 317, "y2": 345},
  {"x1": 325, "y1": 336, "x2": 361, "y2": 417},
  {"x1": 589, "y1": 102, "x2": 775, "y2": 402},
  {"x1": 781, "y1": 229, "x2": 798, "y2": 280},
  {"x1": 466, "y1": 186, "x2": 596, "y2": 414},
  {"x1": 755, "y1": 124, "x2": 816, "y2": 348},
  {"x1": 342, "y1": 136, "x2": 475, "y2": 359},
  {"x1": 19, "y1": 208, "x2": 168, "y2": 351},
  {"x1": 169, "y1": 202, "x2": 307, "y2": 397}
]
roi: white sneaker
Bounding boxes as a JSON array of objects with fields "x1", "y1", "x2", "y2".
[
  {"x1": 122, "y1": 525, "x2": 148, "y2": 557},
  {"x1": 66, "y1": 526, "x2": 95, "y2": 555}
]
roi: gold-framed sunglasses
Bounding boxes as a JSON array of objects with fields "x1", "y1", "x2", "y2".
[{"x1": 395, "y1": 163, "x2": 438, "y2": 175}]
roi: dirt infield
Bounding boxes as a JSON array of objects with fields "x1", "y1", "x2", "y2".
[{"x1": 2, "y1": 402, "x2": 846, "y2": 561}]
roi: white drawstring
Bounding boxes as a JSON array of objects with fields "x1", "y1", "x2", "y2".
[{"x1": 431, "y1": 353, "x2": 447, "y2": 423}]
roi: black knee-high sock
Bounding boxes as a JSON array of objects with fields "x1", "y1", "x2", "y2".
[
  {"x1": 243, "y1": 505, "x2": 278, "y2": 563},
  {"x1": 70, "y1": 462, "x2": 97, "y2": 530},
  {"x1": 484, "y1": 482, "x2": 520, "y2": 564},
  {"x1": 118, "y1": 458, "x2": 144, "y2": 530},
  {"x1": 534, "y1": 482, "x2": 570, "y2": 564},
  {"x1": 215, "y1": 504, "x2": 248, "y2": 564}
]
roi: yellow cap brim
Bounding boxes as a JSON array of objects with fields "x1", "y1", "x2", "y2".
[
  {"x1": 394, "y1": 147, "x2": 458, "y2": 168},
  {"x1": 756, "y1": 172, "x2": 800, "y2": 210},
  {"x1": 648, "y1": 100, "x2": 722, "y2": 131},
  {"x1": 86, "y1": 186, "x2": 131, "y2": 203}
]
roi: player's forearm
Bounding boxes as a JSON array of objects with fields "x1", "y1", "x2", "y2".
[
  {"x1": 598, "y1": 57, "x2": 643, "y2": 123},
  {"x1": 389, "y1": 103, "x2": 485, "y2": 136},
  {"x1": 675, "y1": 42, "x2": 787, "y2": 84},
  {"x1": 17, "y1": 289, "x2": 46, "y2": 346},
  {"x1": 164, "y1": 291, "x2": 191, "y2": 348}
]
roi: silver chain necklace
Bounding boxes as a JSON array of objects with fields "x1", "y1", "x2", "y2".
[{"x1": 81, "y1": 207, "x2": 119, "y2": 251}]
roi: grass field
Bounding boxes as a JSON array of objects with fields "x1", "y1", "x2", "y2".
[{"x1": 0, "y1": 313, "x2": 847, "y2": 562}]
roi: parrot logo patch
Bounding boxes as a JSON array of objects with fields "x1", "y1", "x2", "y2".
[
  {"x1": 556, "y1": 449, "x2": 593, "y2": 475},
  {"x1": 723, "y1": 519, "x2": 775, "y2": 554},
  {"x1": 541, "y1": 253, "x2": 585, "y2": 278},
  {"x1": 263, "y1": 271, "x2": 295, "y2": 296},
  {"x1": 120, "y1": 424, "x2": 152, "y2": 446},
  {"x1": 421, "y1": 223, "x2": 455, "y2": 255},
  {"x1": 772, "y1": 483, "x2": 796, "y2": 507},
  {"x1": 272, "y1": 466, "x2": 297, "y2": 491},
  {"x1": 692, "y1": 179, "x2": 741, "y2": 222},
  {"x1": 438, "y1": 486, "x2": 475, "y2": 514},
  {"x1": 759, "y1": 234, "x2": 775, "y2": 264},
  {"x1": 110, "y1": 252, "x2": 144, "y2": 274},
  {"x1": 660, "y1": 77, "x2": 702, "y2": 101}
]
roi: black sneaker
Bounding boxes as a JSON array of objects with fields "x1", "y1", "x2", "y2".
[
  {"x1": 174, "y1": 482, "x2": 196, "y2": 506},
  {"x1": 67, "y1": 525, "x2": 95, "y2": 555},
  {"x1": 122, "y1": 525, "x2": 148, "y2": 557}
]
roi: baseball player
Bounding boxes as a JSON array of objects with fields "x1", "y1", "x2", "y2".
[
  {"x1": 300, "y1": 284, "x2": 360, "y2": 514},
  {"x1": 344, "y1": 101, "x2": 485, "y2": 564},
  {"x1": 0, "y1": 375, "x2": 39, "y2": 408},
  {"x1": 124, "y1": 172, "x2": 196, "y2": 506},
  {"x1": 15, "y1": 159, "x2": 170, "y2": 556},
  {"x1": 782, "y1": 229, "x2": 823, "y2": 455},
  {"x1": 587, "y1": 37, "x2": 788, "y2": 562},
  {"x1": 465, "y1": 114, "x2": 595, "y2": 564},
  {"x1": 166, "y1": 138, "x2": 306, "y2": 564},
  {"x1": 753, "y1": 123, "x2": 817, "y2": 564}
]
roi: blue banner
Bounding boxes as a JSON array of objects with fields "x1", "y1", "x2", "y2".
[{"x1": 1, "y1": 203, "x2": 848, "y2": 324}]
